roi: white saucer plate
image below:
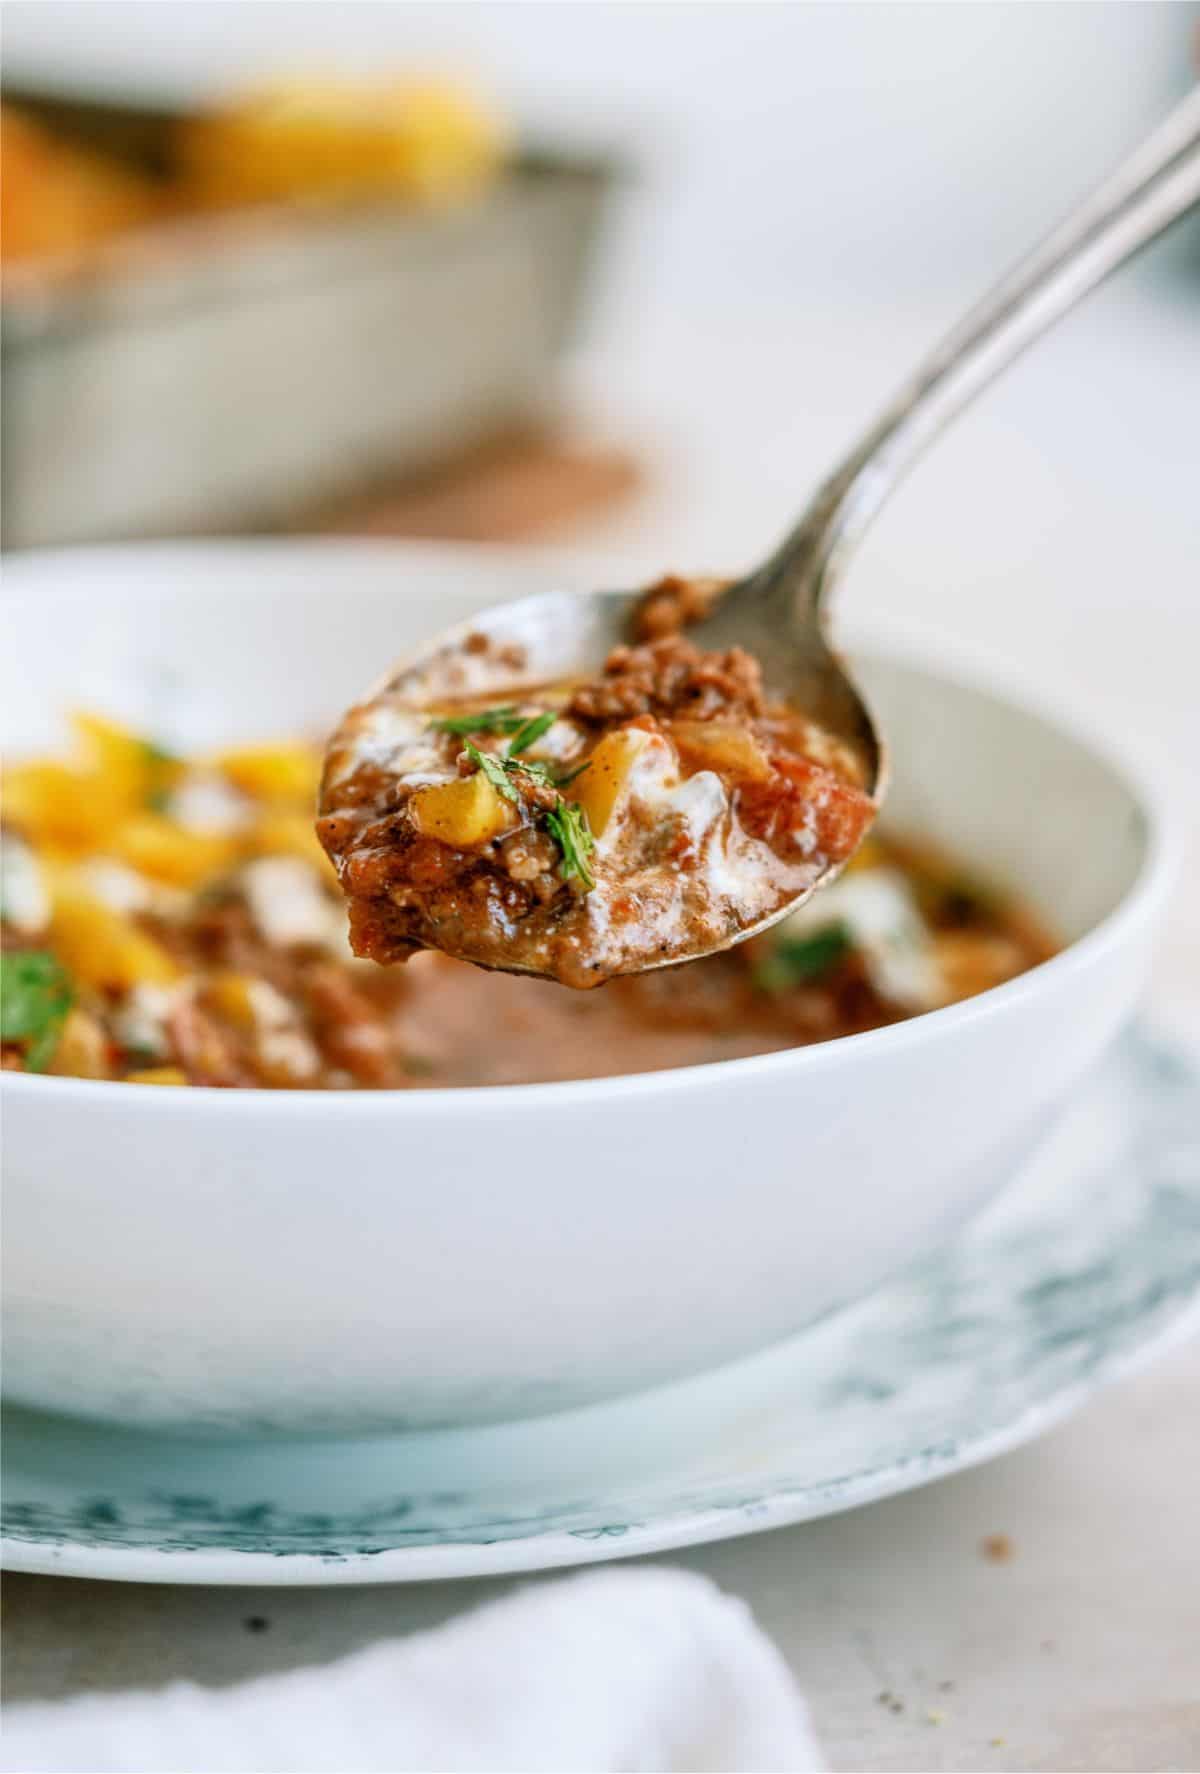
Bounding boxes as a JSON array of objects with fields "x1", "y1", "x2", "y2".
[{"x1": 4, "y1": 1026, "x2": 1197, "y2": 1586}]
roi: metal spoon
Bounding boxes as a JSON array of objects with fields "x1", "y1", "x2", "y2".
[{"x1": 340, "y1": 87, "x2": 1200, "y2": 975}]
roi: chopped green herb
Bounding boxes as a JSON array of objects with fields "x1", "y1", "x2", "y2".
[
  {"x1": 502, "y1": 759, "x2": 559, "y2": 796},
  {"x1": 505, "y1": 711, "x2": 556, "y2": 757},
  {"x1": 505, "y1": 754, "x2": 592, "y2": 792},
  {"x1": 429, "y1": 706, "x2": 523, "y2": 738},
  {"x1": 546, "y1": 799, "x2": 596, "y2": 890},
  {"x1": 753, "y1": 922, "x2": 852, "y2": 995},
  {"x1": 463, "y1": 741, "x2": 523, "y2": 806},
  {"x1": 1, "y1": 950, "x2": 74, "y2": 1072}
]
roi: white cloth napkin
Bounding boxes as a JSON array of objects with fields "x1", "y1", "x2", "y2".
[{"x1": 2, "y1": 1567, "x2": 823, "y2": 1773}]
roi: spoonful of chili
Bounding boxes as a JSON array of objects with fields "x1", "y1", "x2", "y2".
[{"x1": 319, "y1": 90, "x2": 1200, "y2": 988}]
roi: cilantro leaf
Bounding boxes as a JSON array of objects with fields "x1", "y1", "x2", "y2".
[
  {"x1": 752, "y1": 922, "x2": 852, "y2": 995},
  {"x1": 504, "y1": 754, "x2": 591, "y2": 793},
  {"x1": 463, "y1": 740, "x2": 523, "y2": 806},
  {"x1": 545, "y1": 800, "x2": 596, "y2": 890},
  {"x1": 505, "y1": 711, "x2": 556, "y2": 757},
  {"x1": 503, "y1": 758, "x2": 556, "y2": 787},
  {"x1": 428, "y1": 706, "x2": 523, "y2": 738},
  {"x1": 1, "y1": 950, "x2": 74, "y2": 1072}
]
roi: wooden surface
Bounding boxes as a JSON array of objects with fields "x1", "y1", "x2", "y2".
[{"x1": 307, "y1": 426, "x2": 641, "y2": 543}]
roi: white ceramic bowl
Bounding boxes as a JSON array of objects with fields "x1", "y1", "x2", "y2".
[{"x1": 1, "y1": 543, "x2": 1177, "y2": 1433}]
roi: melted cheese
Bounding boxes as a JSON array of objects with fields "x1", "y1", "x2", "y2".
[
  {"x1": 244, "y1": 978, "x2": 321, "y2": 1081},
  {"x1": 330, "y1": 704, "x2": 441, "y2": 787},
  {"x1": 112, "y1": 981, "x2": 182, "y2": 1063},
  {"x1": 80, "y1": 859, "x2": 152, "y2": 916},
  {"x1": 242, "y1": 857, "x2": 347, "y2": 952},
  {"x1": 780, "y1": 867, "x2": 943, "y2": 1011},
  {"x1": 167, "y1": 774, "x2": 252, "y2": 834},
  {"x1": 1, "y1": 831, "x2": 49, "y2": 933}
]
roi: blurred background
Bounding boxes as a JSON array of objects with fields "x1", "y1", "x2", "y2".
[{"x1": 4, "y1": 2, "x2": 1198, "y2": 812}]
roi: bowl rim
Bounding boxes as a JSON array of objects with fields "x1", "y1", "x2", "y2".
[{"x1": 0, "y1": 538, "x2": 1182, "y2": 1115}]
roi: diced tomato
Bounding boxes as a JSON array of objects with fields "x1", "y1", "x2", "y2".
[{"x1": 739, "y1": 754, "x2": 875, "y2": 864}]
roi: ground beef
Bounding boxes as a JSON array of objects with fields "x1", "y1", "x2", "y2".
[
  {"x1": 504, "y1": 764, "x2": 561, "y2": 813},
  {"x1": 462, "y1": 631, "x2": 526, "y2": 671},
  {"x1": 166, "y1": 994, "x2": 251, "y2": 1088},
  {"x1": 499, "y1": 827, "x2": 560, "y2": 887},
  {"x1": 630, "y1": 574, "x2": 725, "y2": 642},
  {"x1": 302, "y1": 961, "x2": 404, "y2": 1087},
  {"x1": 566, "y1": 636, "x2": 766, "y2": 725}
]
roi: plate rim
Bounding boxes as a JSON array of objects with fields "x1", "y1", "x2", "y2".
[{"x1": 6, "y1": 1301, "x2": 1198, "y2": 1586}]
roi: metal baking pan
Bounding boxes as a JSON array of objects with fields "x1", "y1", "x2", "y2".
[{"x1": 1, "y1": 86, "x2": 616, "y2": 548}]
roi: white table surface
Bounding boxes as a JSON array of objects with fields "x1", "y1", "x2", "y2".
[{"x1": 5, "y1": 283, "x2": 1199, "y2": 1771}]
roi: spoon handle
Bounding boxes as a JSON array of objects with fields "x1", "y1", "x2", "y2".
[{"x1": 754, "y1": 85, "x2": 1200, "y2": 616}]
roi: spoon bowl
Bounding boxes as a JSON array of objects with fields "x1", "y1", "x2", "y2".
[{"x1": 350, "y1": 576, "x2": 886, "y2": 976}]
